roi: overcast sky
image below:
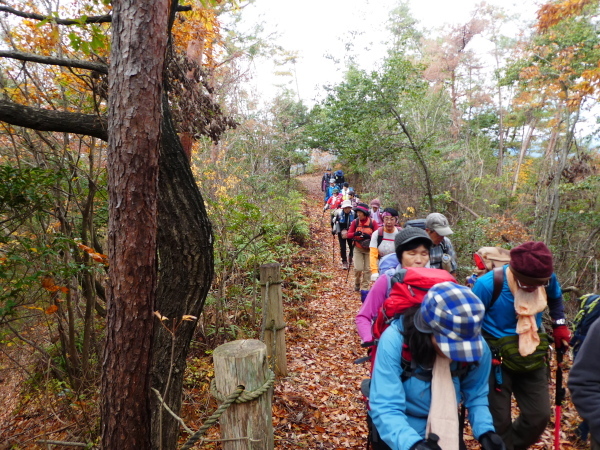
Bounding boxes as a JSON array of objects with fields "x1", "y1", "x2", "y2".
[{"x1": 236, "y1": 0, "x2": 542, "y2": 105}]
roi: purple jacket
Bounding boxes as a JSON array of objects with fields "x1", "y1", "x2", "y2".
[
  {"x1": 355, "y1": 273, "x2": 393, "y2": 343},
  {"x1": 355, "y1": 264, "x2": 433, "y2": 343}
]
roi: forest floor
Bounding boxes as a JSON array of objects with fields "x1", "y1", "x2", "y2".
[{"x1": 0, "y1": 172, "x2": 590, "y2": 449}]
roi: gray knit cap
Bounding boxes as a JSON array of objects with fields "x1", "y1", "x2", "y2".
[{"x1": 394, "y1": 227, "x2": 432, "y2": 250}]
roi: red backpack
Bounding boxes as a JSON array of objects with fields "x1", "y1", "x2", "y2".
[{"x1": 367, "y1": 267, "x2": 456, "y2": 371}]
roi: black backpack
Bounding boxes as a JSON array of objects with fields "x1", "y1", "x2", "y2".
[
  {"x1": 570, "y1": 293, "x2": 600, "y2": 357},
  {"x1": 404, "y1": 219, "x2": 426, "y2": 230},
  {"x1": 334, "y1": 170, "x2": 344, "y2": 185}
]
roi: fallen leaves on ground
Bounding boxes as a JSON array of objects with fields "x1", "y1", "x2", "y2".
[{"x1": 269, "y1": 173, "x2": 370, "y2": 448}]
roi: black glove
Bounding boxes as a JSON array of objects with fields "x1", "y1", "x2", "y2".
[
  {"x1": 354, "y1": 231, "x2": 363, "y2": 238},
  {"x1": 410, "y1": 434, "x2": 441, "y2": 450},
  {"x1": 479, "y1": 431, "x2": 506, "y2": 450}
]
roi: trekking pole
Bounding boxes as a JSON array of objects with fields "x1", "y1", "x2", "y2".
[
  {"x1": 332, "y1": 232, "x2": 336, "y2": 264},
  {"x1": 554, "y1": 347, "x2": 565, "y2": 450},
  {"x1": 345, "y1": 256, "x2": 351, "y2": 283}
]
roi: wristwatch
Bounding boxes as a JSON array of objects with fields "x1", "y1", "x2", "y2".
[{"x1": 552, "y1": 318, "x2": 567, "y2": 326}]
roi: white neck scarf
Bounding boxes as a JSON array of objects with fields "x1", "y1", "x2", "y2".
[{"x1": 426, "y1": 354, "x2": 459, "y2": 450}]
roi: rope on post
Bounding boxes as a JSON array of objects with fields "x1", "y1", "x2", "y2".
[
  {"x1": 210, "y1": 369, "x2": 275, "y2": 404},
  {"x1": 180, "y1": 385, "x2": 244, "y2": 450},
  {"x1": 264, "y1": 320, "x2": 286, "y2": 371},
  {"x1": 154, "y1": 369, "x2": 275, "y2": 449}
]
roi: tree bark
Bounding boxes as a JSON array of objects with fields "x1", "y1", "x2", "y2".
[
  {"x1": 541, "y1": 107, "x2": 579, "y2": 242},
  {"x1": 0, "y1": 99, "x2": 107, "y2": 140},
  {"x1": 150, "y1": 94, "x2": 214, "y2": 450},
  {"x1": 0, "y1": 50, "x2": 108, "y2": 73},
  {"x1": 495, "y1": 84, "x2": 505, "y2": 177},
  {"x1": 511, "y1": 119, "x2": 537, "y2": 195},
  {"x1": 101, "y1": 1, "x2": 169, "y2": 448}
]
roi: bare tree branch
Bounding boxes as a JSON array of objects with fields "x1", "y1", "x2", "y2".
[
  {"x1": 449, "y1": 196, "x2": 481, "y2": 219},
  {"x1": 0, "y1": 5, "x2": 111, "y2": 24},
  {"x1": 0, "y1": 50, "x2": 108, "y2": 74},
  {"x1": 0, "y1": 99, "x2": 107, "y2": 141},
  {"x1": 0, "y1": 4, "x2": 191, "y2": 25}
]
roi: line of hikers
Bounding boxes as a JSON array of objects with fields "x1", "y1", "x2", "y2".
[{"x1": 318, "y1": 169, "x2": 599, "y2": 450}]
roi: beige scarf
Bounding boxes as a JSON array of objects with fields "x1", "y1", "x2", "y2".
[
  {"x1": 506, "y1": 270, "x2": 547, "y2": 356},
  {"x1": 427, "y1": 354, "x2": 459, "y2": 450}
]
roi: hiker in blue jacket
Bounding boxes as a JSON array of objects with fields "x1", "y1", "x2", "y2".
[
  {"x1": 369, "y1": 282, "x2": 503, "y2": 450},
  {"x1": 324, "y1": 178, "x2": 336, "y2": 204},
  {"x1": 472, "y1": 241, "x2": 570, "y2": 450}
]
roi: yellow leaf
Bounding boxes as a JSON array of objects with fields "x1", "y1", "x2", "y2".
[
  {"x1": 24, "y1": 306, "x2": 44, "y2": 311},
  {"x1": 182, "y1": 315, "x2": 197, "y2": 321}
]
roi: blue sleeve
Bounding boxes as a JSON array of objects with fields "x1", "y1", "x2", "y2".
[
  {"x1": 471, "y1": 270, "x2": 494, "y2": 309},
  {"x1": 545, "y1": 273, "x2": 566, "y2": 321},
  {"x1": 460, "y1": 343, "x2": 495, "y2": 438},
  {"x1": 369, "y1": 324, "x2": 423, "y2": 450}
]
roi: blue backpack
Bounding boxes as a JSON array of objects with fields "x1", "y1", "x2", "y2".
[
  {"x1": 570, "y1": 293, "x2": 600, "y2": 357},
  {"x1": 378, "y1": 253, "x2": 399, "y2": 273}
]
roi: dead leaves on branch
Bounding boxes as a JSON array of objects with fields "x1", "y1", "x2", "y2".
[{"x1": 537, "y1": 0, "x2": 595, "y2": 32}]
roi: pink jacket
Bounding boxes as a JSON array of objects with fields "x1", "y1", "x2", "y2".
[{"x1": 355, "y1": 274, "x2": 390, "y2": 343}]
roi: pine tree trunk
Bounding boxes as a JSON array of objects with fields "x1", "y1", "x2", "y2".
[{"x1": 101, "y1": 1, "x2": 169, "y2": 448}]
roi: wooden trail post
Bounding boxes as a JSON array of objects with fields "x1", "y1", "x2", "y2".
[
  {"x1": 213, "y1": 339, "x2": 274, "y2": 450},
  {"x1": 260, "y1": 263, "x2": 288, "y2": 376}
]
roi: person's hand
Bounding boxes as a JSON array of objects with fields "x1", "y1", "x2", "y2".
[
  {"x1": 409, "y1": 438, "x2": 441, "y2": 450},
  {"x1": 479, "y1": 431, "x2": 506, "y2": 450},
  {"x1": 553, "y1": 325, "x2": 571, "y2": 349},
  {"x1": 371, "y1": 273, "x2": 379, "y2": 282}
]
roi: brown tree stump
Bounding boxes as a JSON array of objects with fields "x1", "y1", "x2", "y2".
[{"x1": 213, "y1": 339, "x2": 274, "y2": 450}]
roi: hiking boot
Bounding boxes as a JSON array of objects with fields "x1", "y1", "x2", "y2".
[
  {"x1": 354, "y1": 284, "x2": 360, "y2": 292},
  {"x1": 342, "y1": 261, "x2": 348, "y2": 270},
  {"x1": 360, "y1": 290, "x2": 370, "y2": 303}
]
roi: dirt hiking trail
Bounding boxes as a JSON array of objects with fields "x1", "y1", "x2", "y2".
[{"x1": 272, "y1": 173, "x2": 369, "y2": 448}]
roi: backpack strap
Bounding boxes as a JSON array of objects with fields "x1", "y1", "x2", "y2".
[
  {"x1": 440, "y1": 238, "x2": 448, "y2": 254},
  {"x1": 400, "y1": 355, "x2": 475, "y2": 382},
  {"x1": 490, "y1": 266, "x2": 504, "y2": 309}
]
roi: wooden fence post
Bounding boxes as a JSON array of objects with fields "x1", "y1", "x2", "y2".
[
  {"x1": 260, "y1": 263, "x2": 288, "y2": 376},
  {"x1": 213, "y1": 339, "x2": 274, "y2": 450}
]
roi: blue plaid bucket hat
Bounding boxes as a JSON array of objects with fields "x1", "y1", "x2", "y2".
[{"x1": 413, "y1": 282, "x2": 485, "y2": 362}]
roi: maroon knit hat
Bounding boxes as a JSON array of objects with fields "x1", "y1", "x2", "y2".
[{"x1": 509, "y1": 241, "x2": 553, "y2": 283}]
